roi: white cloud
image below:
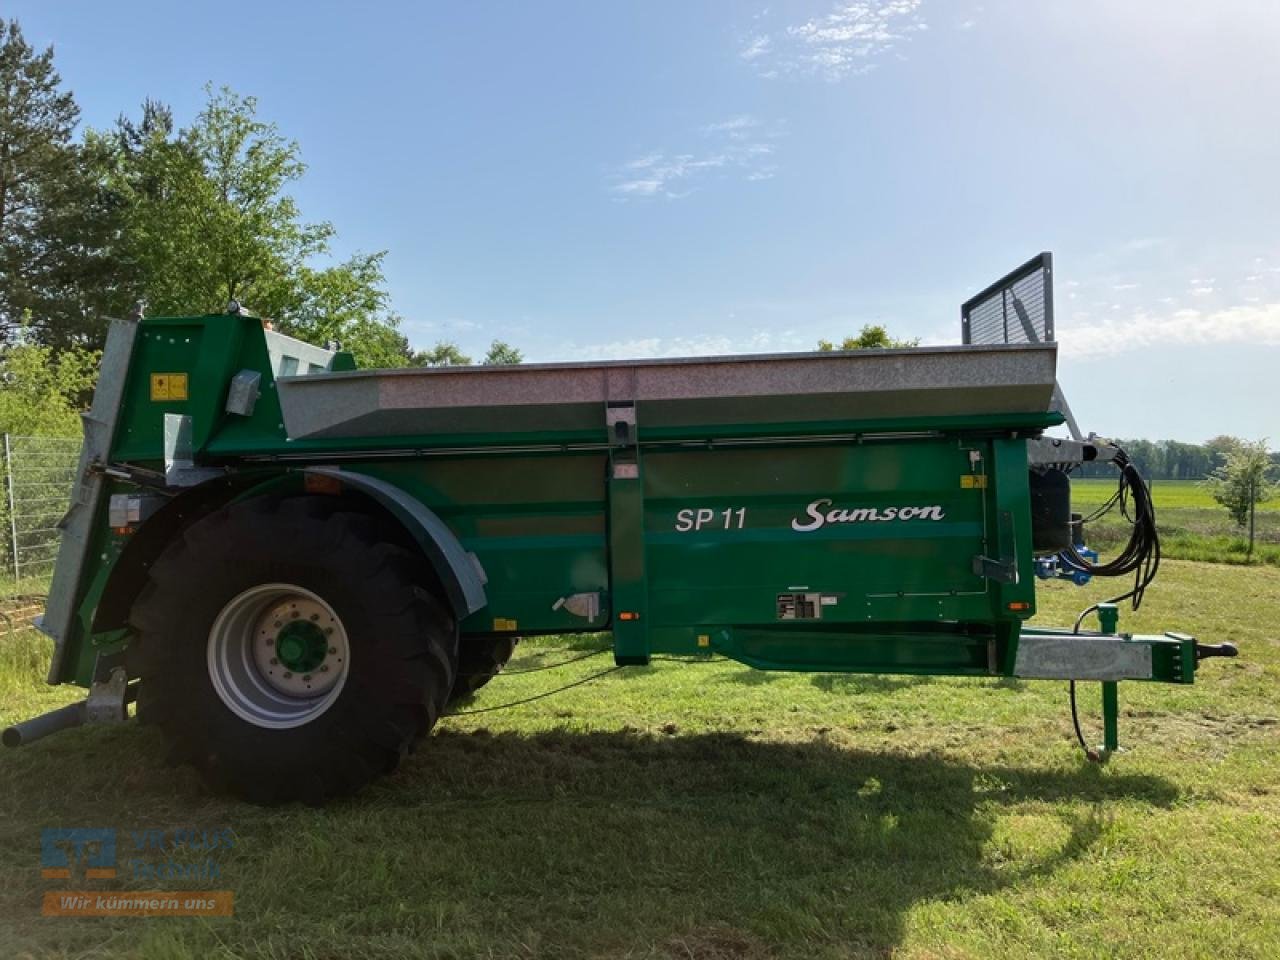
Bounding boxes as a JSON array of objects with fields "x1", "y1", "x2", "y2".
[
  {"x1": 742, "y1": 0, "x2": 927, "y2": 81},
  {"x1": 703, "y1": 115, "x2": 759, "y2": 138},
  {"x1": 1061, "y1": 303, "x2": 1280, "y2": 360},
  {"x1": 611, "y1": 154, "x2": 729, "y2": 198},
  {"x1": 610, "y1": 115, "x2": 784, "y2": 200},
  {"x1": 739, "y1": 34, "x2": 772, "y2": 62}
]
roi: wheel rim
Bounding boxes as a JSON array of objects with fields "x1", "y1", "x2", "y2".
[{"x1": 207, "y1": 583, "x2": 351, "y2": 729}]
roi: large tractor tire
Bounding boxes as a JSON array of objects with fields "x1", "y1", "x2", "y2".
[
  {"x1": 129, "y1": 495, "x2": 456, "y2": 804},
  {"x1": 449, "y1": 636, "x2": 518, "y2": 704}
]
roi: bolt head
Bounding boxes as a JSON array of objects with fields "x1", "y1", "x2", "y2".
[
  {"x1": 302, "y1": 674, "x2": 312, "y2": 682},
  {"x1": 269, "y1": 658, "x2": 279, "y2": 666},
  {"x1": 327, "y1": 646, "x2": 337, "y2": 655},
  {"x1": 319, "y1": 664, "x2": 330, "y2": 672},
  {"x1": 310, "y1": 613, "x2": 319, "y2": 621},
  {"x1": 283, "y1": 671, "x2": 293, "y2": 679}
]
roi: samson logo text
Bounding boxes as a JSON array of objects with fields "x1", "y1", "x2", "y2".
[{"x1": 791, "y1": 498, "x2": 946, "y2": 532}]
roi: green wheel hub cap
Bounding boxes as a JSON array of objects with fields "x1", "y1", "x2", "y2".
[
  {"x1": 275, "y1": 620, "x2": 329, "y2": 673},
  {"x1": 207, "y1": 584, "x2": 350, "y2": 729}
]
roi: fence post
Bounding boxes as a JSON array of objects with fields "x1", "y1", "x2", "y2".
[{"x1": 3, "y1": 433, "x2": 18, "y2": 582}]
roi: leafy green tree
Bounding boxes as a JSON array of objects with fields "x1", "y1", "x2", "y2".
[
  {"x1": 817, "y1": 325, "x2": 920, "y2": 351},
  {"x1": 1204, "y1": 439, "x2": 1276, "y2": 557},
  {"x1": 1204, "y1": 435, "x2": 1244, "y2": 470},
  {"x1": 0, "y1": 334, "x2": 98, "y2": 435},
  {"x1": 482, "y1": 340, "x2": 522, "y2": 365},
  {"x1": 101, "y1": 86, "x2": 410, "y2": 364},
  {"x1": 0, "y1": 20, "x2": 113, "y2": 346},
  {"x1": 415, "y1": 341, "x2": 471, "y2": 367}
]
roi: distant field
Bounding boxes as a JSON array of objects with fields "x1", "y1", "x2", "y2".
[
  {"x1": 1071, "y1": 478, "x2": 1279, "y2": 512},
  {"x1": 1072, "y1": 478, "x2": 1280, "y2": 567}
]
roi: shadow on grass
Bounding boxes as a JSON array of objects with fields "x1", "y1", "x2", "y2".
[
  {"x1": 398, "y1": 729, "x2": 1173, "y2": 954},
  {"x1": 0, "y1": 724, "x2": 1180, "y2": 958},
  {"x1": 810, "y1": 673, "x2": 934, "y2": 695}
]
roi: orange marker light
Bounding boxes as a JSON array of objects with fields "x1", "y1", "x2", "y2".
[
  {"x1": 1007, "y1": 601, "x2": 1031, "y2": 611},
  {"x1": 304, "y1": 473, "x2": 343, "y2": 495},
  {"x1": 619, "y1": 612, "x2": 640, "y2": 621}
]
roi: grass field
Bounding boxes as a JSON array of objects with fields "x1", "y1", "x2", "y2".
[
  {"x1": 1, "y1": 560, "x2": 1277, "y2": 959},
  {"x1": 1072, "y1": 478, "x2": 1280, "y2": 567}
]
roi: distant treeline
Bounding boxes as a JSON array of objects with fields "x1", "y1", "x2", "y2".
[{"x1": 1076, "y1": 436, "x2": 1279, "y2": 481}]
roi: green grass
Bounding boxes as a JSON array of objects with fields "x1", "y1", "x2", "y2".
[
  {"x1": 1072, "y1": 479, "x2": 1280, "y2": 567},
  {"x1": 1071, "y1": 478, "x2": 1279, "y2": 512},
  {"x1": 1, "y1": 560, "x2": 1278, "y2": 959}
]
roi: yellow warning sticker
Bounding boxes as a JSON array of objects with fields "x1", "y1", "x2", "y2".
[
  {"x1": 960, "y1": 474, "x2": 988, "y2": 489},
  {"x1": 150, "y1": 373, "x2": 189, "y2": 401},
  {"x1": 493, "y1": 617, "x2": 518, "y2": 632}
]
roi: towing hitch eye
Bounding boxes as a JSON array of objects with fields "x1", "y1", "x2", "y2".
[{"x1": 1194, "y1": 642, "x2": 1239, "y2": 661}]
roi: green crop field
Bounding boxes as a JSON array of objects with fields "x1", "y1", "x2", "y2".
[
  {"x1": 1, "y1": 559, "x2": 1277, "y2": 959},
  {"x1": 1072, "y1": 478, "x2": 1280, "y2": 567}
]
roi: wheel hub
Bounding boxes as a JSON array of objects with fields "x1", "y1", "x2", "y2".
[
  {"x1": 275, "y1": 620, "x2": 329, "y2": 673},
  {"x1": 207, "y1": 583, "x2": 351, "y2": 729}
]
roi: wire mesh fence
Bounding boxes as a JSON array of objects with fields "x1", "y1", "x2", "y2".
[{"x1": 2, "y1": 435, "x2": 81, "y2": 620}]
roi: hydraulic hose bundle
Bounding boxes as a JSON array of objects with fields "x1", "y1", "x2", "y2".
[
  {"x1": 1065, "y1": 445, "x2": 1162, "y2": 758},
  {"x1": 1063, "y1": 445, "x2": 1162, "y2": 631}
]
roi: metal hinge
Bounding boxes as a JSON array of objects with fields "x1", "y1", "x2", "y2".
[
  {"x1": 606, "y1": 403, "x2": 636, "y2": 447},
  {"x1": 972, "y1": 554, "x2": 1018, "y2": 583}
]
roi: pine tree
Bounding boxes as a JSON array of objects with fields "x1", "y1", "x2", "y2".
[{"x1": 0, "y1": 19, "x2": 79, "y2": 342}]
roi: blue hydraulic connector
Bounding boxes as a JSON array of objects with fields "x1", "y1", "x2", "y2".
[
  {"x1": 1035, "y1": 546, "x2": 1098, "y2": 586},
  {"x1": 1035, "y1": 509, "x2": 1097, "y2": 585}
]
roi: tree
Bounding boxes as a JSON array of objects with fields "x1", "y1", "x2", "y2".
[
  {"x1": 0, "y1": 332, "x2": 98, "y2": 436},
  {"x1": 1204, "y1": 435, "x2": 1244, "y2": 470},
  {"x1": 482, "y1": 340, "x2": 522, "y2": 365},
  {"x1": 0, "y1": 20, "x2": 105, "y2": 345},
  {"x1": 817, "y1": 324, "x2": 920, "y2": 351},
  {"x1": 1204, "y1": 439, "x2": 1276, "y2": 558},
  {"x1": 101, "y1": 86, "x2": 411, "y2": 364},
  {"x1": 415, "y1": 341, "x2": 471, "y2": 367}
]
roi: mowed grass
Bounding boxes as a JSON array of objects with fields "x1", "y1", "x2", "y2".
[
  {"x1": 0, "y1": 560, "x2": 1277, "y2": 959},
  {"x1": 1072, "y1": 478, "x2": 1280, "y2": 567}
]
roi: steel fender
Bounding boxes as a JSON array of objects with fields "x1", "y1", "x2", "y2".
[
  {"x1": 304, "y1": 467, "x2": 488, "y2": 619},
  {"x1": 90, "y1": 471, "x2": 283, "y2": 636},
  {"x1": 92, "y1": 469, "x2": 486, "y2": 640}
]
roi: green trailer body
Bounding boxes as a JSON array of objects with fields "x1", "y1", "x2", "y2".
[{"x1": 6, "y1": 305, "x2": 1234, "y2": 801}]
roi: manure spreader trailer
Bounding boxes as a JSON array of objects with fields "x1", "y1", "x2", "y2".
[{"x1": 5, "y1": 254, "x2": 1236, "y2": 802}]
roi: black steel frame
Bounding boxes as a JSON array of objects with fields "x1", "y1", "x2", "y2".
[{"x1": 961, "y1": 251, "x2": 1055, "y2": 345}]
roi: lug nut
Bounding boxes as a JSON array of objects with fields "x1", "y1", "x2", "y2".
[
  {"x1": 327, "y1": 646, "x2": 337, "y2": 655},
  {"x1": 283, "y1": 671, "x2": 293, "y2": 679},
  {"x1": 319, "y1": 665, "x2": 329, "y2": 673},
  {"x1": 302, "y1": 674, "x2": 312, "y2": 682},
  {"x1": 269, "y1": 658, "x2": 279, "y2": 666},
  {"x1": 310, "y1": 613, "x2": 319, "y2": 621}
]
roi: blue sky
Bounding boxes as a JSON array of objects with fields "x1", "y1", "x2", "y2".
[{"x1": 10, "y1": 0, "x2": 1280, "y2": 442}]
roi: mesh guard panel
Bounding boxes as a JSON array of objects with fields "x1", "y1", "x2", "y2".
[{"x1": 962, "y1": 253, "x2": 1054, "y2": 345}]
